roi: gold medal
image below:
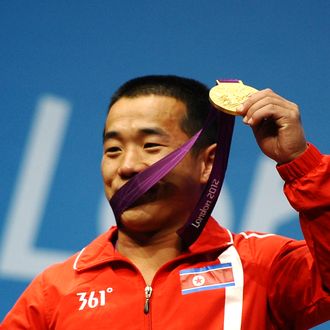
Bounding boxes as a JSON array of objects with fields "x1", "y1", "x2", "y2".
[{"x1": 209, "y1": 79, "x2": 258, "y2": 115}]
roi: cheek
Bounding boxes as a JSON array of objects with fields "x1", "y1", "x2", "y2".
[
  {"x1": 176, "y1": 158, "x2": 202, "y2": 181},
  {"x1": 166, "y1": 162, "x2": 202, "y2": 194},
  {"x1": 101, "y1": 157, "x2": 115, "y2": 185}
]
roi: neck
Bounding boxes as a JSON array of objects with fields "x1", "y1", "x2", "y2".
[{"x1": 116, "y1": 229, "x2": 183, "y2": 285}]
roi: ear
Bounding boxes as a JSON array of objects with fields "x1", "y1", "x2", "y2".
[{"x1": 199, "y1": 143, "x2": 216, "y2": 184}]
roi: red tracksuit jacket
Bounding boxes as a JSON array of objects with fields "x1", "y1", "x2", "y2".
[{"x1": 1, "y1": 144, "x2": 330, "y2": 329}]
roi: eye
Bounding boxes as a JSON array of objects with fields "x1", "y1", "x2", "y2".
[
  {"x1": 144, "y1": 143, "x2": 164, "y2": 153},
  {"x1": 144, "y1": 143, "x2": 161, "y2": 149},
  {"x1": 105, "y1": 146, "x2": 122, "y2": 157}
]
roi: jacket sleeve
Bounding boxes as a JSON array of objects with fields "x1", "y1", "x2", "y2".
[
  {"x1": 268, "y1": 144, "x2": 330, "y2": 329},
  {"x1": 0, "y1": 273, "x2": 49, "y2": 329}
]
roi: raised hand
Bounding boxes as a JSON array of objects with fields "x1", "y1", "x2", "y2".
[{"x1": 237, "y1": 88, "x2": 308, "y2": 164}]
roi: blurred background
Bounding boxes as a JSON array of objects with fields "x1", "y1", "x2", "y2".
[{"x1": 1, "y1": 1, "x2": 329, "y2": 328}]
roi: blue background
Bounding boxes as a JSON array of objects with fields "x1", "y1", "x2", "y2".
[{"x1": 1, "y1": 1, "x2": 329, "y2": 328}]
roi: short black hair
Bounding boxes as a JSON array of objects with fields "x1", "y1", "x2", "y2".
[{"x1": 105, "y1": 75, "x2": 217, "y2": 154}]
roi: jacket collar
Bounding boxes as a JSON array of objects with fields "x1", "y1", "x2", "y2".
[{"x1": 73, "y1": 217, "x2": 233, "y2": 272}]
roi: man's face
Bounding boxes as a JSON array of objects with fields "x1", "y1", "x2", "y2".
[{"x1": 101, "y1": 95, "x2": 206, "y2": 234}]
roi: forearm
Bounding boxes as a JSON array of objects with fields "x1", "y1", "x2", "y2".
[{"x1": 277, "y1": 143, "x2": 330, "y2": 289}]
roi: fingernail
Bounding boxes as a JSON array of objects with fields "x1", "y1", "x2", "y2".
[
  {"x1": 248, "y1": 118, "x2": 253, "y2": 125},
  {"x1": 236, "y1": 104, "x2": 244, "y2": 113}
]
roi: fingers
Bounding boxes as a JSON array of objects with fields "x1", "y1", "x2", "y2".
[
  {"x1": 236, "y1": 89, "x2": 299, "y2": 126},
  {"x1": 235, "y1": 88, "x2": 307, "y2": 163}
]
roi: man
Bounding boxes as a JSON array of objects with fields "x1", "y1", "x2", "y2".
[{"x1": 1, "y1": 75, "x2": 329, "y2": 329}]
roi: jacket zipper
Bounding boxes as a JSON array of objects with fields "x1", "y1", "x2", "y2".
[{"x1": 144, "y1": 285, "x2": 153, "y2": 314}]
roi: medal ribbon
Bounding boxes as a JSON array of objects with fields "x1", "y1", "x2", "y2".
[
  {"x1": 110, "y1": 93, "x2": 235, "y2": 246},
  {"x1": 217, "y1": 79, "x2": 240, "y2": 83},
  {"x1": 177, "y1": 110, "x2": 234, "y2": 245}
]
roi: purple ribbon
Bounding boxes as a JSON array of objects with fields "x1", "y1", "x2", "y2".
[
  {"x1": 110, "y1": 107, "x2": 235, "y2": 246},
  {"x1": 217, "y1": 79, "x2": 240, "y2": 83},
  {"x1": 177, "y1": 110, "x2": 234, "y2": 245}
]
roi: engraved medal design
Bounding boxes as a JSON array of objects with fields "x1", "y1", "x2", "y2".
[{"x1": 209, "y1": 79, "x2": 258, "y2": 115}]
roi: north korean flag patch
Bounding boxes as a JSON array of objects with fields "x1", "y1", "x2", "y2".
[{"x1": 179, "y1": 262, "x2": 235, "y2": 295}]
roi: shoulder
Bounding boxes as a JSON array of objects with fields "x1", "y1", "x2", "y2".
[
  {"x1": 40, "y1": 227, "x2": 117, "y2": 290},
  {"x1": 232, "y1": 230, "x2": 301, "y2": 266}
]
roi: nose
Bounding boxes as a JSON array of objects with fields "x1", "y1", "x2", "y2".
[{"x1": 117, "y1": 148, "x2": 147, "y2": 179}]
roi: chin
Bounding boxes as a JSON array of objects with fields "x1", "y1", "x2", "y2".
[
  {"x1": 119, "y1": 207, "x2": 160, "y2": 233},
  {"x1": 119, "y1": 202, "x2": 187, "y2": 236}
]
